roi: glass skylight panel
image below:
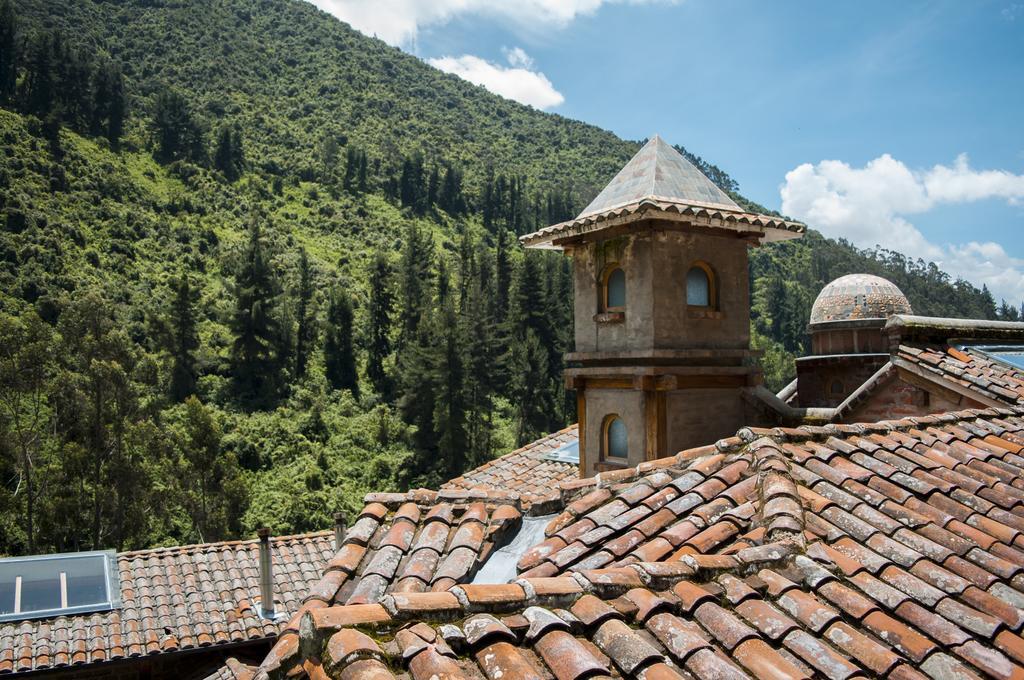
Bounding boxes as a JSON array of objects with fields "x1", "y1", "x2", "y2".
[
  {"x1": 0, "y1": 550, "x2": 119, "y2": 622},
  {"x1": 991, "y1": 351, "x2": 1024, "y2": 371},
  {"x1": 541, "y1": 440, "x2": 579, "y2": 463},
  {"x1": 965, "y1": 345, "x2": 1024, "y2": 372}
]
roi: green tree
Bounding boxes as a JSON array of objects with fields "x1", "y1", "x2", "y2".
[
  {"x1": 509, "y1": 329, "x2": 553, "y2": 446},
  {"x1": 294, "y1": 248, "x2": 316, "y2": 380},
  {"x1": 494, "y1": 229, "x2": 513, "y2": 325},
  {"x1": 0, "y1": 0, "x2": 16, "y2": 104},
  {"x1": 21, "y1": 33, "x2": 53, "y2": 117},
  {"x1": 229, "y1": 220, "x2": 282, "y2": 407},
  {"x1": 167, "y1": 274, "x2": 200, "y2": 402},
  {"x1": 324, "y1": 287, "x2": 358, "y2": 396},
  {"x1": 365, "y1": 251, "x2": 393, "y2": 398},
  {"x1": 432, "y1": 298, "x2": 467, "y2": 478},
  {"x1": 213, "y1": 124, "x2": 245, "y2": 181},
  {"x1": 0, "y1": 311, "x2": 54, "y2": 553},
  {"x1": 174, "y1": 397, "x2": 246, "y2": 542},
  {"x1": 55, "y1": 291, "x2": 140, "y2": 549},
  {"x1": 152, "y1": 86, "x2": 204, "y2": 163},
  {"x1": 92, "y1": 60, "x2": 126, "y2": 147},
  {"x1": 439, "y1": 165, "x2": 464, "y2": 215},
  {"x1": 320, "y1": 133, "x2": 339, "y2": 183},
  {"x1": 398, "y1": 223, "x2": 433, "y2": 346},
  {"x1": 397, "y1": 314, "x2": 440, "y2": 483},
  {"x1": 461, "y1": 260, "x2": 498, "y2": 464}
]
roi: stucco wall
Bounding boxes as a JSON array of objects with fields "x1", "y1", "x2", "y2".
[
  {"x1": 572, "y1": 236, "x2": 654, "y2": 353},
  {"x1": 582, "y1": 388, "x2": 646, "y2": 476},
  {"x1": 664, "y1": 389, "x2": 748, "y2": 453},
  {"x1": 650, "y1": 229, "x2": 750, "y2": 350},
  {"x1": 572, "y1": 223, "x2": 750, "y2": 353},
  {"x1": 581, "y1": 387, "x2": 750, "y2": 476}
]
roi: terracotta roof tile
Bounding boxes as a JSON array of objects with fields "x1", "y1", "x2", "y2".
[
  {"x1": 254, "y1": 490, "x2": 525, "y2": 677},
  {"x1": 441, "y1": 425, "x2": 580, "y2": 505},
  {"x1": 0, "y1": 532, "x2": 334, "y2": 675},
  {"x1": 896, "y1": 344, "x2": 1024, "y2": 406},
  {"x1": 247, "y1": 405, "x2": 1024, "y2": 680}
]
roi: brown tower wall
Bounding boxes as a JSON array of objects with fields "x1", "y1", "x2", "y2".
[{"x1": 572, "y1": 224, "x2": 751, "y2": 355}]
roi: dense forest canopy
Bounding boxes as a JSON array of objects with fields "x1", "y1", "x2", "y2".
[{"x1": 0, "y1": 0, "x2": 1013, "y2": 557}]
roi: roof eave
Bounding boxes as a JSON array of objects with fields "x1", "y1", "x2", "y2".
[{"x1": 520, "y1": 200, "x2": 805, "y2": 250}]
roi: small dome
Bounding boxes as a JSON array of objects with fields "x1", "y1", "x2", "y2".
[{"x1": 809, "y1": 274, "x2": 912, "y2": 325}]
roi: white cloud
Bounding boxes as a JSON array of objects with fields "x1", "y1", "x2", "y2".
[
  {"x1": 780, "y1": 154, "x2": 1024, "y2": 303},
  {"x1": 428, "y1": 50, "x2": 565, "y2": 109},
  {"x1": 308, "y1": 0, "x2": 678, "y2": 47},
  {"x1": 503, "y1": 46, "x2": 534, "y2": 69}
]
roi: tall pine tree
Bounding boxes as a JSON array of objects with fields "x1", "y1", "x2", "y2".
[
  {"x1": 294, "y1": 249, "x2": 316, "y2": 379},
  {"x1": 21, "y1": 33, "x2": 53, "y2": 118},
  {"x1": 152, "y1": 87, "x2": 204, "y2": 163},
  {"x1": 324, "y1": 288, "x2": 358, "y2": 396},
  {"x1": 432, "y1": 294, "x2": 468, "y2": 479},
  {"x1": 398, "y1": 223, "x2": 433, "y2": 346},
  {"x1": 213, "y1": 124, "x2": 245, "y2": 181},
  {"x1": 92, "y1": 60, "x2": 126, "y2": 147},
  {"x1": 365, "y1": 251, "x2": 393, "y2": 398},
  {"x1": 168, "y1": 274, "x2": 200, "y2": 402},
  {"x1": 229, "y1": 220, "x2": 282, "y2": 407},
  {"x1": 0, "y1": 0, "x2": 16, "y2": 104}
]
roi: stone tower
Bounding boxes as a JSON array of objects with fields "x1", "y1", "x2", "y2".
[{"x1": 521, "y1": 136, "x2": 804, "y2": 476}]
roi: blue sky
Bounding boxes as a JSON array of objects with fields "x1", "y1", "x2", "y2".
[{"x1": 310, "y1": 0, "x2": 1024, "y2": 303}]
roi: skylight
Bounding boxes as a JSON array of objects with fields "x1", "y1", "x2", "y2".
[
  {"x1": 966, "y1": 345, "x2": 1024, "y2": 372},
  {"x1": 0, "y1": 550, "x2": 120, "y2": 622},
  {"x1": 541, "y1": 439, "x2": 579, "y2": 464}
]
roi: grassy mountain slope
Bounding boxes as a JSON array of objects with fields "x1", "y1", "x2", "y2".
[
  {"x1": 19, "y1": 0, "x2": 636, "y2": 194},
  {"x1": 0, "y1": 0, "x2": 1004, "y2": 555}
]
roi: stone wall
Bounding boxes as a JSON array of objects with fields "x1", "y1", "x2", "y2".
[{"x1": 795, "y1": 354, "x2": 889, "y2": 407}]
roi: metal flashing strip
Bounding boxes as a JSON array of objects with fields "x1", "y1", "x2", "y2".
[{"x1": 541, "y1": 440, "x2": 579, "y2": 464}]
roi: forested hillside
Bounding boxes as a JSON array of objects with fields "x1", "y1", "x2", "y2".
[{"x1": 0, "y1": 0, "x2": 1011, "y2": 557}]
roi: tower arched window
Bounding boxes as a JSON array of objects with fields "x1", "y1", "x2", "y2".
[
  {"x1": 602, "y1": 415, "x2": 628, "y2": 460},
  {"x1": 602, "y1": 266, "x2": 626, "y2": 312},
  {"x1": 686, "y1": 262, "x2": 716, "y2": 308}
]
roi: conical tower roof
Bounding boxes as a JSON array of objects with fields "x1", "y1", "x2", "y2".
[{"x1": 578, "y1": 135, "x2": 741, "y2": 218}]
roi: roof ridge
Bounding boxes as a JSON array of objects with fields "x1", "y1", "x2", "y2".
[
  {"x1": 117, "y1": 529, "x2": 333, "y2": 559},
  {"x1": 363, "y1": 486, "x2": 531, "y2": 512}
]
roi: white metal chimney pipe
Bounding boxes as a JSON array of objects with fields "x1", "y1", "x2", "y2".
[{"x1": 257, "y1": 527, "x2": 274, "y2": 619}]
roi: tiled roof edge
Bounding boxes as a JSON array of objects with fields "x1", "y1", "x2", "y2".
[{"x1": 520, "y1": 199, "x2": 805, "y2": 247}]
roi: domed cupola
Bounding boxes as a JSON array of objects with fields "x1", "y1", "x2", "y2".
[
  {"x1": 810, "y1": 274, "x2": 913, "y2": 325},
  {"x1": 796, "y1": 274, "x2": 913, "y2": 408}
]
